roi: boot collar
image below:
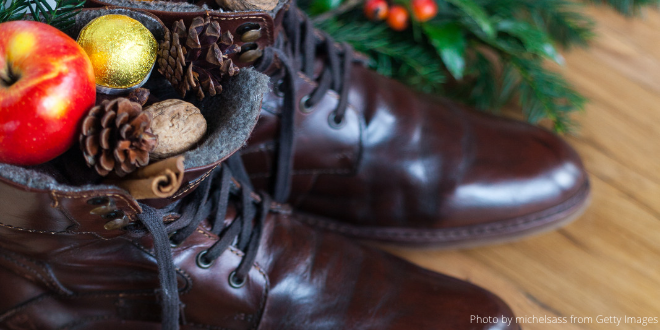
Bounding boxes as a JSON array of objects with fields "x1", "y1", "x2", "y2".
[
  {"x1": 0, "y1": 173, "x2": 140, "y2": 239},
  {"x1": 0, "y1": 7, "x2": 270, "y2": 215},
  {"x1": 84, "y1": 0, "x2": 292, "y2": 68}
]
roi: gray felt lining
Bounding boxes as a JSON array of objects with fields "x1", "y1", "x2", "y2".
[
  {"x1": 95, "y1": 0, "x2": 212, "y2": 13},
  {"x1": 68, "y1": 8, "x2": 167, "y2": 40},
  {"x1": 92, "y1": 0, "x2": 287, "y2": 17},
  {"x1": 0, "y1": 8, "x2": 270, "y2": 193},
  {"x1": 0, "y1": 164, "x2": 120, "y2": 193},
  {"x1": 182, "y1": 67, "x2": 268, "y2": 169}
]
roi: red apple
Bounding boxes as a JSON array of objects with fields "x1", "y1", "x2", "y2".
[{"x1": 0, "y1": 21, "x2": 96, "y2": 166}]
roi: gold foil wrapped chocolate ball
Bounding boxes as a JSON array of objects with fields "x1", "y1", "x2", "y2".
[{"x1": 77, "y1": 15, "x2": 157, "y2": 94}]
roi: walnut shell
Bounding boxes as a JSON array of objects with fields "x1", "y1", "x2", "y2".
[{"x1": 144, "y1": 99, "x2": 207, "y2": 160}]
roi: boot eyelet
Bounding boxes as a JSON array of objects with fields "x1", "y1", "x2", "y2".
[
  {"x1": 240, "y1": 27, "x2": 262, "y2": 43},
  {"x1": 101, "y1": 210, "x2": 125, "y2": 220},
  {"x1": 228, "y1": 271, "x2": 246, "y2": 288},
  {"x1": 103, "y1": 216, "x2": 129, "y2": 231},
  {"x1": 238, "y1": 43, "x2": 262, "y2": 63},
  {"x1": 169, "y1": 231, "x2": 182, "y2": 248},
  {"x1": 236, "y1": 22, "x2": 261, "y2": 36},
  {"x1": 299, "y1": 95, "x2": 313, "y2": 113},
  {"x1": 87, "y1": 197, "x2": 109, "y2": 205},
  {"x1": 196, "y1": 250, "x2": 214, "y2": 269},
  {"x1": 328, "y1": 112, "x2": 346, "y2": 129}
]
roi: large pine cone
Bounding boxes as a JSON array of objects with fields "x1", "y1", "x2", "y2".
[
  {"x1": 80, "y1": 98, "x2": 158, "y2": 177},
  {"x1": 158, "y1": 17, "x2": 241, "y2": 99}
]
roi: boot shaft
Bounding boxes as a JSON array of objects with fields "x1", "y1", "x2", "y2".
[
  {"x1": 0, "y1": 173, "x2": 268, "y2": 330},
  {"x1": 0, "y1": 4, "x2": 523, "y2": 330},
  {"x1": 0, "y1": 9, "x2": 269, "y2": 325}
]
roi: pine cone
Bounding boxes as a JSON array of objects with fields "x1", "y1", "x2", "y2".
[
  {"x1": 80, "y1": 98, "x2": 158, "y2": 177},
  {"x1": 158, "y1": 17, "x2": 241, "y2": 99}
]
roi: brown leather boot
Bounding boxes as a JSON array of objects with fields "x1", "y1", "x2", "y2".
[
  {"x1": 86, "y1": 0, "x2": 590, "y2": 249},
  {"x1": 243, "y1": 4, "x2": 591, "y2": 249},
  {"x1": 0, "y1": 160, "x2": 521, "y2": 330},
  {"x1": 0, "y1": 11, "x2": 517, "y2": 329},
  {"x1": 0, "y1": 8, "x2": 519, "y2": 329}
]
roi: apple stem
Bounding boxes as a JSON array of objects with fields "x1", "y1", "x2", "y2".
[{"x1": 0, "y1": 64, "x2": 18, "y2": 88}]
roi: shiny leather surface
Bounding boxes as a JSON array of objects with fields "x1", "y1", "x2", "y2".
[
  {"x1": 242, "y1": 62, "x2": 590, "y2": 244},
  {"x1": 248, "y1": 72, "x2": 362, "y2": 175},
  {"x1": 80, "y1": 2, "x2": 589, "y2": 245},
  {"x1": 0, "y1": 176, "x2": 518, "y2": 329}
]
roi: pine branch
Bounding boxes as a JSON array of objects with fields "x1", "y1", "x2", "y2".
[
  {"x1": 458, "y1": 51, "x2": 500, "y2": 111},
  {"x1": 509, "y1": 56, "x2": 585, "y2": 132},
  {"x1": 526, "y1": 0, "x2": 595, "y2": 49},
  {"x1": 585, "y1": 0, "x2": 660, "y2": 16},
  {"x1": 306, "y1": 0, "x2": 595, "y2": 131},
  {"x1": 28, "y1": 0, "x2": 84, "y2": 31},
  {"x1": 312, "y1": 0, "x2": 361, "y2": 23},
  {"x1": 317, "y1": 17, "x2": 447, "y2": 93},
  {"x1": 539, "y1": 7, "x2": 595, "y2": 49},
  {"x1": 0, "y1": 0, "x2": 29, "y2": 23},
  {"x1": 476, "y1": 0, "x2": 595, "y2": 49},
  {"x1": 0, "y1": 0, "x2": 83, "y2": 29}
]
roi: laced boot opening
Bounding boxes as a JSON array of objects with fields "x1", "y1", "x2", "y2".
[
  {"x1": 136, "y1": 155, "x2": 272, "y2": 330},
  {"x1": 255, "y1": 5, "x2": 359, "y2": 203}
]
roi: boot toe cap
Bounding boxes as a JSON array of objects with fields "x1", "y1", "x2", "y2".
[
  {"x1": 444, "y1": 108, "x2": 590, "y2": 230},
  {"x1": 373, "y1": 256, "x2": 519, "y2": 330}
]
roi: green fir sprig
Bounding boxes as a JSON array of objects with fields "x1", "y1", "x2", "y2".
[
  {"x1": 1, "y1": 0, "x2": 29, "y2": 22},
  {"x1": 587, "y1": 0, "x2": 660, "y2": 16},
  {"x1": 305, "y1": 0, "x2": 656, "y2": 131},
  {"x1": 317, "y1": 18, "x2": 447, "y2": 93},
  {"x1": 1, "y1": 0, "x2": 84, "y2": 30}
]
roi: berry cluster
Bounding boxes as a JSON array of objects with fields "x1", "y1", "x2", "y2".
[{"x1": 364, "y1": 0, "x2": 438, "y2": 31}]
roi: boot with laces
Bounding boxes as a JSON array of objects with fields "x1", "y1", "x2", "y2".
[
  {"x1": 0, "y1": 154, "x2": 520, "y2": 330},
  {"x1": 0, "y1": 8, "x2": 521, "y2": 330},
  {"x1": 86, "y1": 0, "x2": 590, "y2": 249}
]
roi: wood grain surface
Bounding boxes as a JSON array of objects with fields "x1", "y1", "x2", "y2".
[{"x1": 385, "y1": 5, "x2": 660, "y2": 330}]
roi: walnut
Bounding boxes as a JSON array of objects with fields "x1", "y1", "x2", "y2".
[{"x1": 144, "y1": 99, "x2": 207, "y2": 160}]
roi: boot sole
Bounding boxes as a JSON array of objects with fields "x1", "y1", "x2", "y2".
[{"x1": 295, "y1": 180, "x2": 591, "y2": 250}]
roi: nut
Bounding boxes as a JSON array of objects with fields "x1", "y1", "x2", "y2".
[{"x1": 144, "y1": 99, "x2": 206, "y2": 160}]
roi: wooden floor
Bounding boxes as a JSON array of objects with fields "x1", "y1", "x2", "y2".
[{"x1": 386, "y1": 5, "x2": 660, "y2": 330}]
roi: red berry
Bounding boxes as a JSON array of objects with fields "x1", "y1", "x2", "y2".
[
  {"x1": 387, "y1": 5, "x2": 409, "y2": 31},
  {"x1": 412, "y1": 0, "x2": 438, "y2": 22},
  {"x1": 364, "y1": 0, "x2": 389, "y2": 21}
]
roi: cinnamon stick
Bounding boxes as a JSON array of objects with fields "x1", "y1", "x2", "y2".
[{"x1": 105, "y1": 156, "x2": 185, "y2": 199}]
